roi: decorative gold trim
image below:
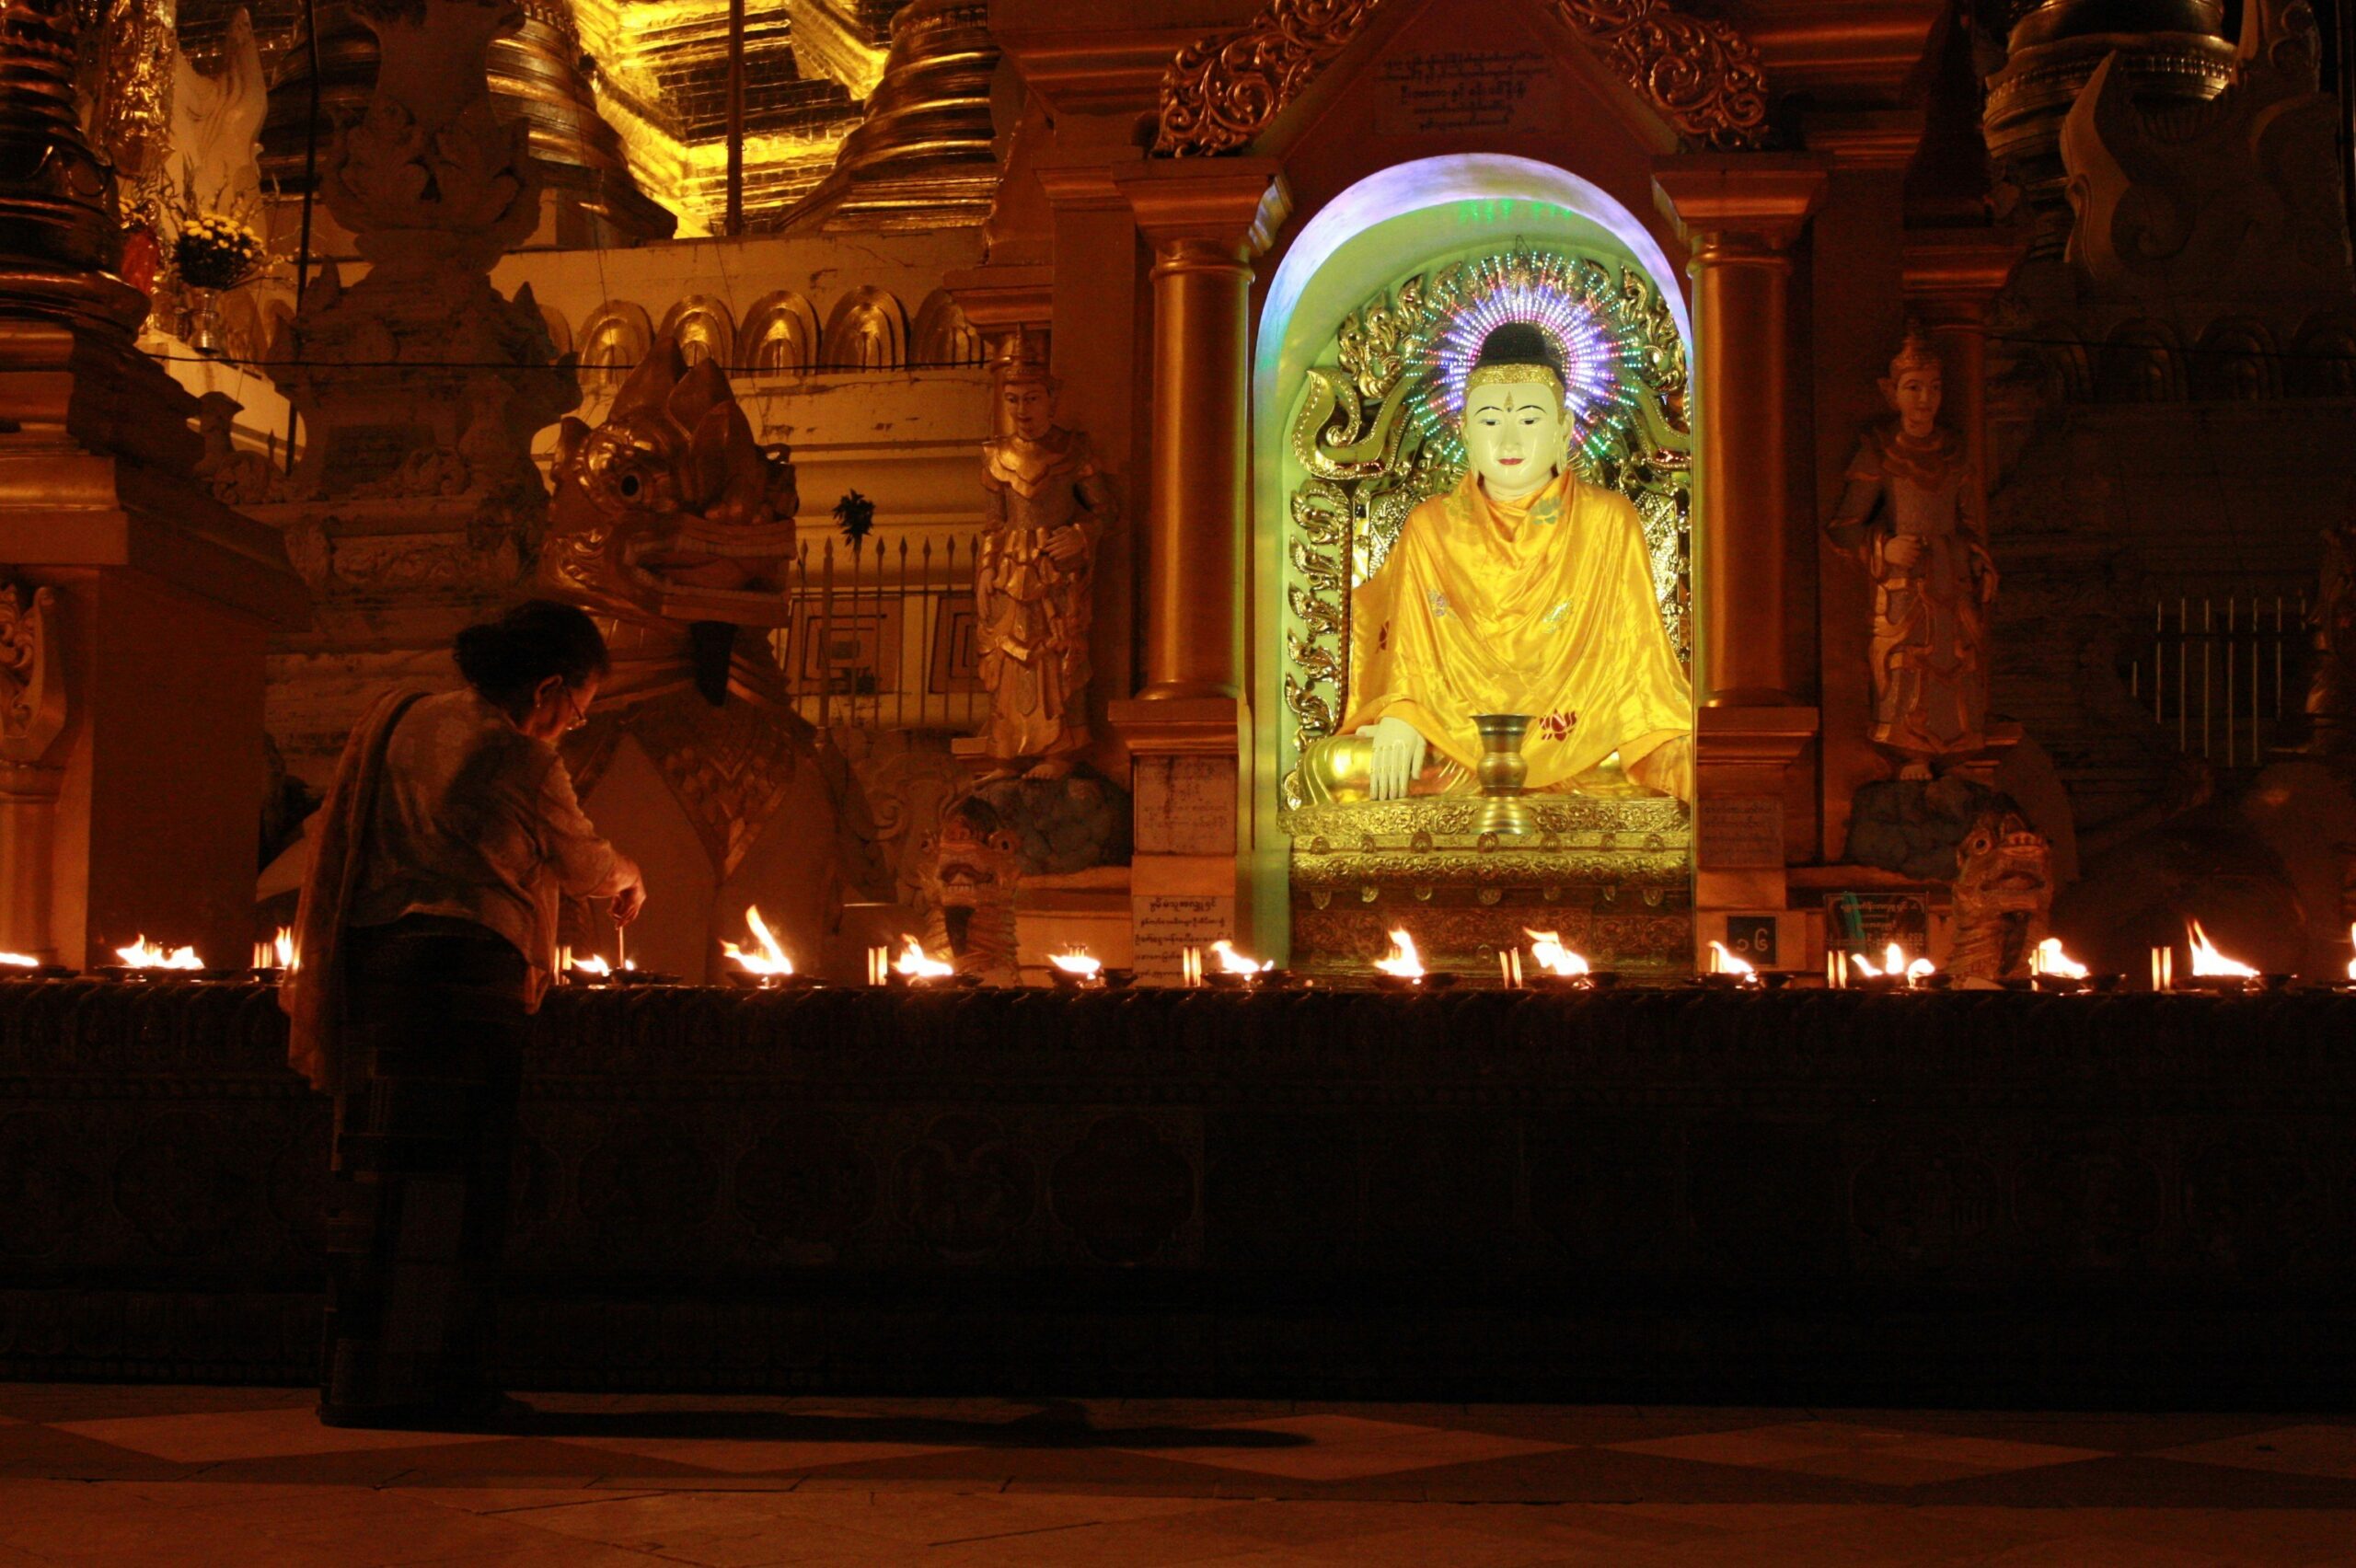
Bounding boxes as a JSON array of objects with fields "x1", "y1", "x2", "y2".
[
  {"x1": 1465, "y1": 362, "x2": 1566, "y2": 405},
  {"x1": 1155, "y1": 0, "x2": 1769, "y2": 156},
  {"x1": 1281, "y1": 794, "x2": 1691, "y2": 890}
]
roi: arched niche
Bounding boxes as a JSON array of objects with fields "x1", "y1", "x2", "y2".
[
  {"x1": 911, "y1": 290, "x2": 986, "y2": 366},
  {"x1": 578, "y1": 299, "x2": 653, "y2": 389},
  {"x1": 537, "y1": 301, "x2": 574, "y2": 359},
  {"x1": 821, "y1": 287, "x2": 907, "y2": 371},
  {"x1": 738, "y1": 290, "x2": 821, "y2": 373},
  {"x1": 2289, "y1": 314, "x2": 2356, "y2": 398},
  {"x1": 2189, "y1": 318, "x2": 2277, "y2": 402},
  {"x1": 659, "y1": 294, "x2": 738, "y2": 369},
  {"x1": 1246, "y1": 154, "x2": 1694, "y2": 948},
  {"x1": 2094, "y1": 322, "x2": 2184, "y2": 404}
]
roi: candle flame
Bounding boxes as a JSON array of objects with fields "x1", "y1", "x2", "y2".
[
  {"x1": 895, "y1": 936, "x2": 954, "y2": 980},
  {"x1": 1848, "y1": 943, "x2": 1934, "y2": 985},
  {"x1": 115, "y1": 936, "x2": 203, "y2": 971},
  {"x1": 1048, "y1": 950, "x2": 1103, "y2": 977},
  {"x1": 1374, "y1": 929, "x2": 1426, "y2": 979},
  {"x1": 572, "y1": 953, "x2": 612, "y2": 975},
  {"x1": 1212, "y1": 940, "x2": 1272, "y2": 974},
  {"x1": 1706, "y1": 941, "x2": 1757, "y2": 979},
  {"x1": 272, "y1": 927, "x2": 295, "y2": 969},
  {"x1": 722, "y1": 905, "x2": 795, "y2": 975},
  {"x1": 2347, "y1": 923, "x2": 2355, "y2": 984},
  {"x1": 0, "y1": 952, "x2": 39, "y2": 968},
  {"x1": 2186, "y1": 918, "x2": 2259, "y2": 979},
  {"x1": 2031, "y1": 938, "x2": 2090, "y2": 980},
  {"x1": 1524, "y1": 929, "x2": 1589, "y2": 978}
]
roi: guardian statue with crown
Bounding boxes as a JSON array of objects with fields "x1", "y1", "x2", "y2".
[
  {"x1": 974, "y1": 335, "x2": 1118, "y2": 781},
  {"x1": 1825, "y1": 324, "x2": 1997, "y2": 778}
]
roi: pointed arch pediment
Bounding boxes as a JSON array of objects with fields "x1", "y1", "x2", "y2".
[{"x1": 1156, "y1": 0, "x2": 1769, "y2": 158}]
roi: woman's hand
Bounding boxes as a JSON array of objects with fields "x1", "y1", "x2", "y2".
[
  {"x1": 1356, "y1": 715, "x2": 1427, "y2": 801},
  {"x1": 1881, "y1": 532, "x2": 1925, "y2": 570},
  {"x1": 613, "y1": 873, "x2": 646, "y2": 925}
]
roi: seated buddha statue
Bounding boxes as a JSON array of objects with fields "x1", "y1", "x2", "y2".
[{"x1": 1302, "y1": 322, "x2": 1692, "y2": 806}]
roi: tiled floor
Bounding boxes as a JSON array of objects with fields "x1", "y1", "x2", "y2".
[{"x1": 2, "y1": 1385, "x2": 2353, "y2": 1563}]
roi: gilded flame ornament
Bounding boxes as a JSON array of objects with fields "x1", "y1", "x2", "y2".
[{"x1": 974, "y1": 340, "x2": 1116, "y2": 781}]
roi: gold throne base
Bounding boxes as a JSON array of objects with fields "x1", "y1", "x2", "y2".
[{"x1": 1282, "y1": 794, "x2": 1692, "y2": 979}]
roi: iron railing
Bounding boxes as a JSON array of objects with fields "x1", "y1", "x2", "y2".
[
  {"x1": 2127, "y1": 594, "x2": 2309, "y2": 767},
  {"x1": 770, "y1": 534, "x2": 984, "y2": 732}
]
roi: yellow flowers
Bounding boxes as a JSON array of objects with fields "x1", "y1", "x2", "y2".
[{"x1": 171, "y1": 211, "x2": 268, "y2": 291}]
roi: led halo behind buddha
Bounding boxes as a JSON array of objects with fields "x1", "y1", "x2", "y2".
[{"x1": 1301, "y1": 321, "x2": 1693, "y2": 806}]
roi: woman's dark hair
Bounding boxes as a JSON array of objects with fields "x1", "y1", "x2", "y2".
[{"x1": 454, "y1": 600, "x2": 610, "y2": 720}]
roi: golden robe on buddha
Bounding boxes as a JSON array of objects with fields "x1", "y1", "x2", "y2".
[{"x1": 1316, "y1": 467, "x2": 1692, "y2": 801}]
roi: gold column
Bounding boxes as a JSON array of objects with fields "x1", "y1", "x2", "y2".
[
  {"x1": 1106, "y1": 161, "x2": 1288, "y2": 976},
  {"x1": 1115, "y1": 162, "x2": 1288, "y2": 702},
  {"x1": 1654, "y1": 156, "x2": 1828, "y2": 957},
  {"x1": 1655, "y1": 157, "x2": 1828, "y2": 709}
]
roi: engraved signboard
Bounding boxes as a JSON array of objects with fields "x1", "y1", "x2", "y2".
[
  {"x1": 1696, "y1": 796, "x2": 1783, "y2": 869},
  {"x1": 1826, "y1": 892, "x2": 1932, "y2": 959},
  {"x1": 1380, "y1": 51, "x2": 1547, "y2": 134},
  {"x1": 1135, "y1": 757, "x2": 1236, "y2": 858},
  {"x1": 1133, "y1": 894, "x2": 1234, "y2": 981}
]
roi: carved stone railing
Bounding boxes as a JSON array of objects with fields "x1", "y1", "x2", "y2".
[{"x1": 6, "y1": 979, "x2": 2355, "y2": 1401}]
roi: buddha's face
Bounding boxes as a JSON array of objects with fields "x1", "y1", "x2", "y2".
[
  {"x1": 1002, "y1": 379, "x2": 1056, "y2": 441},
  {"x1": 1462, "y1": 378, "x2": 1566, "y2": 501},
  {"x1": 1885, "y1": 364, "x2": 1942, "y2": 439}
]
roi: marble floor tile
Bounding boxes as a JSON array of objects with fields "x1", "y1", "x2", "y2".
[
  {"x1": 1119, "y1": 1413, "x2": 1567, "y2": 1482},
  {"x1": 2156, "y1": 1424, "x2": 2356, "y2": 1481},
  {"x1": 49, "y1": 1405, "x2": 504, "y2": 1464},
  {"x1": 5, "y1": 1394, "x2": 2356, "y2": 1566},
  {"x1": 557, "y1": 1435, "x2": 975, "y2": 1474}
]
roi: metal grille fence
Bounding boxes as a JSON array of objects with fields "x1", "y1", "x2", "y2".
[
  {"x1": 2127, "y1": 594, "x2": 2309, "y2": 767},
  {"x1": 770, "y1": 534, "x2": 985, "y2": 732}
]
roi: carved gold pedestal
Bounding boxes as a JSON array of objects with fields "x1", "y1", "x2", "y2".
[{"x1": 1283, "y1": 794, "x2": 1692, "y2": 979}]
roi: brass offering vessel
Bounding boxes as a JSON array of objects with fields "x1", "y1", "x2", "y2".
[{"x1": 1472, "y1": 713, "x2": 1535, "y2": 838}]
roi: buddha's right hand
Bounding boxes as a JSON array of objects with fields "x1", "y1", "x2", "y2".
[{"x1": 1356, "y1": 715, "x2": 1427, "y2": 801}]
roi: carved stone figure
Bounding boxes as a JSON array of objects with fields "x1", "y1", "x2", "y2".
[
  {"x1": 1946, "y1": 806, "x2": 2054, "y2": 984},
  {"x1": 0, "y1": 581, "x2": 66, "y2": 769},
  {"x1": 918, "y1": 793, "x2": 1022, "y2": 984},
  {"x1": 191, "y1": 390, "x2": 277, "y2": 505},
  {"x1": 265, "y1": 0, "x2": 572, "y2": 512},
  {"x1": 2290, "y1": 514, "x2": 2356, "y2": 756},
  {"x1": 975, "y1": 340, "x2": 1114, "y2": 780},
  {"x1": 1301, "y1": 321, "x2": 1692, "y2": 804},
  {"x1": 546, "y1": 334, "x2": 799, "y2": 627},
  {"x1": 1828, "y1": 325, "x2": 1998, "y2": 779}
]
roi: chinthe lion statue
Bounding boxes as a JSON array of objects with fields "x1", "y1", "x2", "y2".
[
  {"x1": 1947, "y1": 807, "x2": 2054, "y2": 983},
  {"x1": 546, "y1": 332, "x2": 799, "y2": 622}
]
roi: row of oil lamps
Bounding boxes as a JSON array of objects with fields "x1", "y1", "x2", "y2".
[{"x1": 7, "y1": 913, "x2": 2353, "y2": 993}]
